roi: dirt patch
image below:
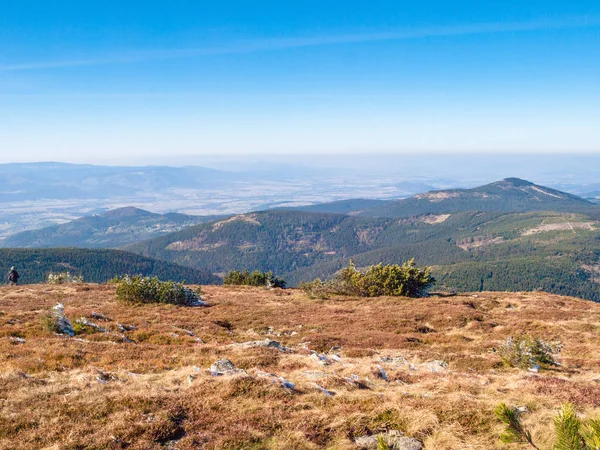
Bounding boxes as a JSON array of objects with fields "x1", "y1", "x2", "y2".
[
  {"x1": 212, "y1": 214, "x2": 261, "y2": 230},
  {"x1": 457, "y1": 236, "x2": 504, "y2": 250},
  {"x1": 415, "y1": 191, "x2": 460, "y2": 202},
  {"x1": 522, "y1": 222, "x2": 595, "y2": 236},
  {"x1": 420, "y1": 214, "x2": 451, "y2": 224}
]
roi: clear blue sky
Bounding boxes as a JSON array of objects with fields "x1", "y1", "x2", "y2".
[{"x1": 1, "y1": 1, "x2": 599, "y2": 163}]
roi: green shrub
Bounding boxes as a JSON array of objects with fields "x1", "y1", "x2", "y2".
[
  {"x1": 497, "y1": 336, "x2": 562, "y2": 370},
  {"x1": 47, "y1": 271, "x2": 83, "y2": 284},
  {"x1": 298, "y1": 278, "x2": 330, "y2": 299},
  {"x1": 223, "y1": 270, "x2": 286, "y2": 288},
  {"x1": 114, "y1": 275, "x2": 205, "y2": 306},
  {"x1": 495, "y1": 402, "x2": 600, "y2": 449},
  {"x1": 301, "y1": 260, "x2": 434, "y2": 298},
  {"x1": 41, "y1": 313, "x2": 61, "y2": 333}
]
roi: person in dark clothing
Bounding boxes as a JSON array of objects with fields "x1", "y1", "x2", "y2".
[{"x1": 8, "y1": 267, "x2": 19, "y2": 285}]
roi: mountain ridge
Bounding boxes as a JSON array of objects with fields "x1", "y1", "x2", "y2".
[
  {"x1": 0, "y1": 207, "x2": 225, "y2": 249},
  {"x1": 123, "y1": 178, "x2": 600, "y2": 301}
]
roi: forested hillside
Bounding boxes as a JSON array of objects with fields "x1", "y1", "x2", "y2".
[
  {"x1": 0, "y1": 248, "x2": 219, "y2": 284},
  {"x1": 0, "y1": 207, "x2": 224, "y2": 248},
  {"x1": 125, "y1": 203, "x2": 600, "y2": 300}
]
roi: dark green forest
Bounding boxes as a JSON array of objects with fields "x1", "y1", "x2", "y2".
[{"x1": 0, "y1": 248, "x2": 219, "y2": 285}]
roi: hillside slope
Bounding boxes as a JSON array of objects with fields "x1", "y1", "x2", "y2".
[
  {"x1": 358, "y1": 178, "x2": 593, "y2": 218},
  {"x1": 125, "y1": 207, "x2": 600, "y2": 300},
  {"x1": 290, "y1": 178, "x2": 594, "y2": 218},
  {"x1": 1, "y1": 285, "x2": 600, "y2": 449},
  {"x1": 0, "y1": 248, "x2": 219, "y2": 284},
  {"x1": 0, "y1": 207, "x2": 223, "y2": 249}
]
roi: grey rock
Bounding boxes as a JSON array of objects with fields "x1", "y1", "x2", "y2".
[
  {"x1": 424, "y1": 360, "x2": 448, "y2": 373},
  {"x1": 300, "y1": 371, "x2": 330, "y2": 380},
  {"x1": 380, "y1": 356, "x2": 409, "y2": 366},
  {"x1": 209, "y1": 359, "x2": 246, "y2": 376},
  {"x1": 355, "y1": 431, "x2": 422, "y2": 450},
  {"x1": 51, "y1": 303, "x2": 75, "y2": 336},
  {"x1": 228, "y1": 338, "x2": 286, "y2": 351}
]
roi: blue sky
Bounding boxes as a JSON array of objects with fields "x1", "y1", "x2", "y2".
[{"x1": 0, "y1": 1, "x2": 599, "y2": 163}]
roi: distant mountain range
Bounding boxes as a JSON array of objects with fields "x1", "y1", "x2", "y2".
[
  {"x1": 0, "y1": 162, "x2": 235, "y2": 202},
  {"x1": 6, "y1": 177, "x2": 600, "y2": 301},
  {"x1": 0, "y1": 207, "x2": 225, "y2": 248},
  {"x1": 121, "y1": 178, "x2": 600, "y2": 301},
  {"x1": 0, "y1": 248, "x2": 219, "y2": 284},
  {"x1": 290, "y1": 178, "x2": 594, "y2": 218}
]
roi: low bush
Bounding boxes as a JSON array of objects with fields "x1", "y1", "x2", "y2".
[
  {"x1": 300, "y1": 260, "x2": 434, "y2": 298},
  {"x1": 496, "y1": 402, "x2": 600, "y2": 449},
  {"x1": 114, "y1": 275, "x2": 204, "y2": 306},
  {"x1": 47, "y1": 271, "x2": 83, "y2": 284},
  {"x1": 223, "y1": 270, "x2": 286, "y2": 288},
  {"x1": 497, "y1": 335, "x2": 562, "y2": 370}
]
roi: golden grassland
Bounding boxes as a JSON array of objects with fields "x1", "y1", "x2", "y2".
[{"x1": 1, "y1": 284, "x2": 600, "y2": 449}]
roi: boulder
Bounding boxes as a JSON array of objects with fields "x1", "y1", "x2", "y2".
[
  {"x1": 51, "y1": 303, "x2": 75, "y2": 336},
  {"x1": 355, "y1": 431, "x2": 422, "y2": 450},
  {"x1": 209, "y1": 359, "x2": 246, "y2": 376},
  {"x1": 425, "y1": 360, "x2": 448, "y2": 373},
  {"x1": 228, "y1": 338, "x2": 286, "y2": 351}
]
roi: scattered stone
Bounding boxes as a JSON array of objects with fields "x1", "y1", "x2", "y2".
[
  {"x1": 209, "y1": 359, "x2": 246, "y2": 376},
  {"x1": 90, "y1": 312, "x2": 111, "y2": 321},
  {"x1": 9, "y1": 336, "x2": 26, "y2": 344},
  {"x1": 116, "y1": 323, "x2": 136, "y2": 332},
  {"x1": 96, "y1": 369, "x2": 119, "y2": 383},
  {"x1": 76, "y1": 317, "x2": 106, "y2": 333},
  {"x1": 228, "y1": 338, "x2": 287, "y2": 351},
  {"x1": 257, "y1": 371, "x2": 295, "y2": 391},
  {"x1": 380, "y1": 356, "x2": 409, "y2": 366},
  {"x1": 173, "y1": 327, "x2": 195, "y2": 336},
  {"x1": 300, "y1": 371, "x2": 330, "y2": 380},
  {"x1": 310, "y1": 351, "x2": 337, "y2": 365},
  {"x1": 343, "y1": 374, "x2": 370, "y2": 389},
  {"x1": 51, "y1": 303, "x2": 75, "y2": 336},
  {"x1": 376, "y1": 365, "x2": 389, "y2": 381},
  {"x1": 424, "y1": 360, "x2": 448, "y2": 373},
  {"x1": 355, "y1": 431, "x2": 422, "y2": 450},
  {"x1": 313, "y1": 383, "x2": 335, "y2": 397}
]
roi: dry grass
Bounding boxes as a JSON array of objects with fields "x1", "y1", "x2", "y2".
[{"x1": 1, "y1": 284, "x2": 600, "y2": 449}]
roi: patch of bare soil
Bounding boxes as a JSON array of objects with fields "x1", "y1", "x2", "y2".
[
  {"x1": 522, "y1": 221, "x2": 595, "y2": 235},
  {"x1": 457, "y1": 236, "x2": 504, "y2": 250}
]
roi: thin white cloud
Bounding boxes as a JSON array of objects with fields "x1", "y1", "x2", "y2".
[{"x1": 1, "y1": 15, "x2": 599, "y2": 72}]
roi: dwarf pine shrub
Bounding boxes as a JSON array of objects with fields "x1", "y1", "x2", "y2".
[
  {"x1": 497, "y1": 336, "x2": 562, "y2": 370},
  {"x1": 47, "y1": 271, "x2": 83, "y2": 284},
  {"x1": 496, "y1": 402, "x2": 600, "y2": 449},
  {"x1": 300, "y1": 260, "x2": 434, "y2": 298},
  {"x1": 223, "y1": 270, "x2": 286, "y2": 288},
  {"x1": 114, "y1": 275, "x2": 204, "y2": 306}
]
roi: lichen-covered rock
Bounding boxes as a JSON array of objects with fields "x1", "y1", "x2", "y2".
[
  {"x1": 355, "y1": 431, "x2": 422, "y2": 450},
  {"x1": 425, "y1": 360, "x2": 448, "y2": 373},
  {"x1": 209, "y1": 359, "x2": 245, "y2": 376},
  {"x1": 52, "y1": 303, "x2": 75, "y2": 336},
  {"x1": 228, "y1": 338, "x2": 286, "y2": 351}
]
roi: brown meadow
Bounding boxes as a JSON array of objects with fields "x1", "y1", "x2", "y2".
[{"x1": 1, "y1": 284, "x2": 600, "y2": 449}]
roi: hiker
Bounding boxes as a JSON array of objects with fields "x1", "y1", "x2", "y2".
[{"x1": 8, "y1": 267, "x2": 19, "y2": 285}]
